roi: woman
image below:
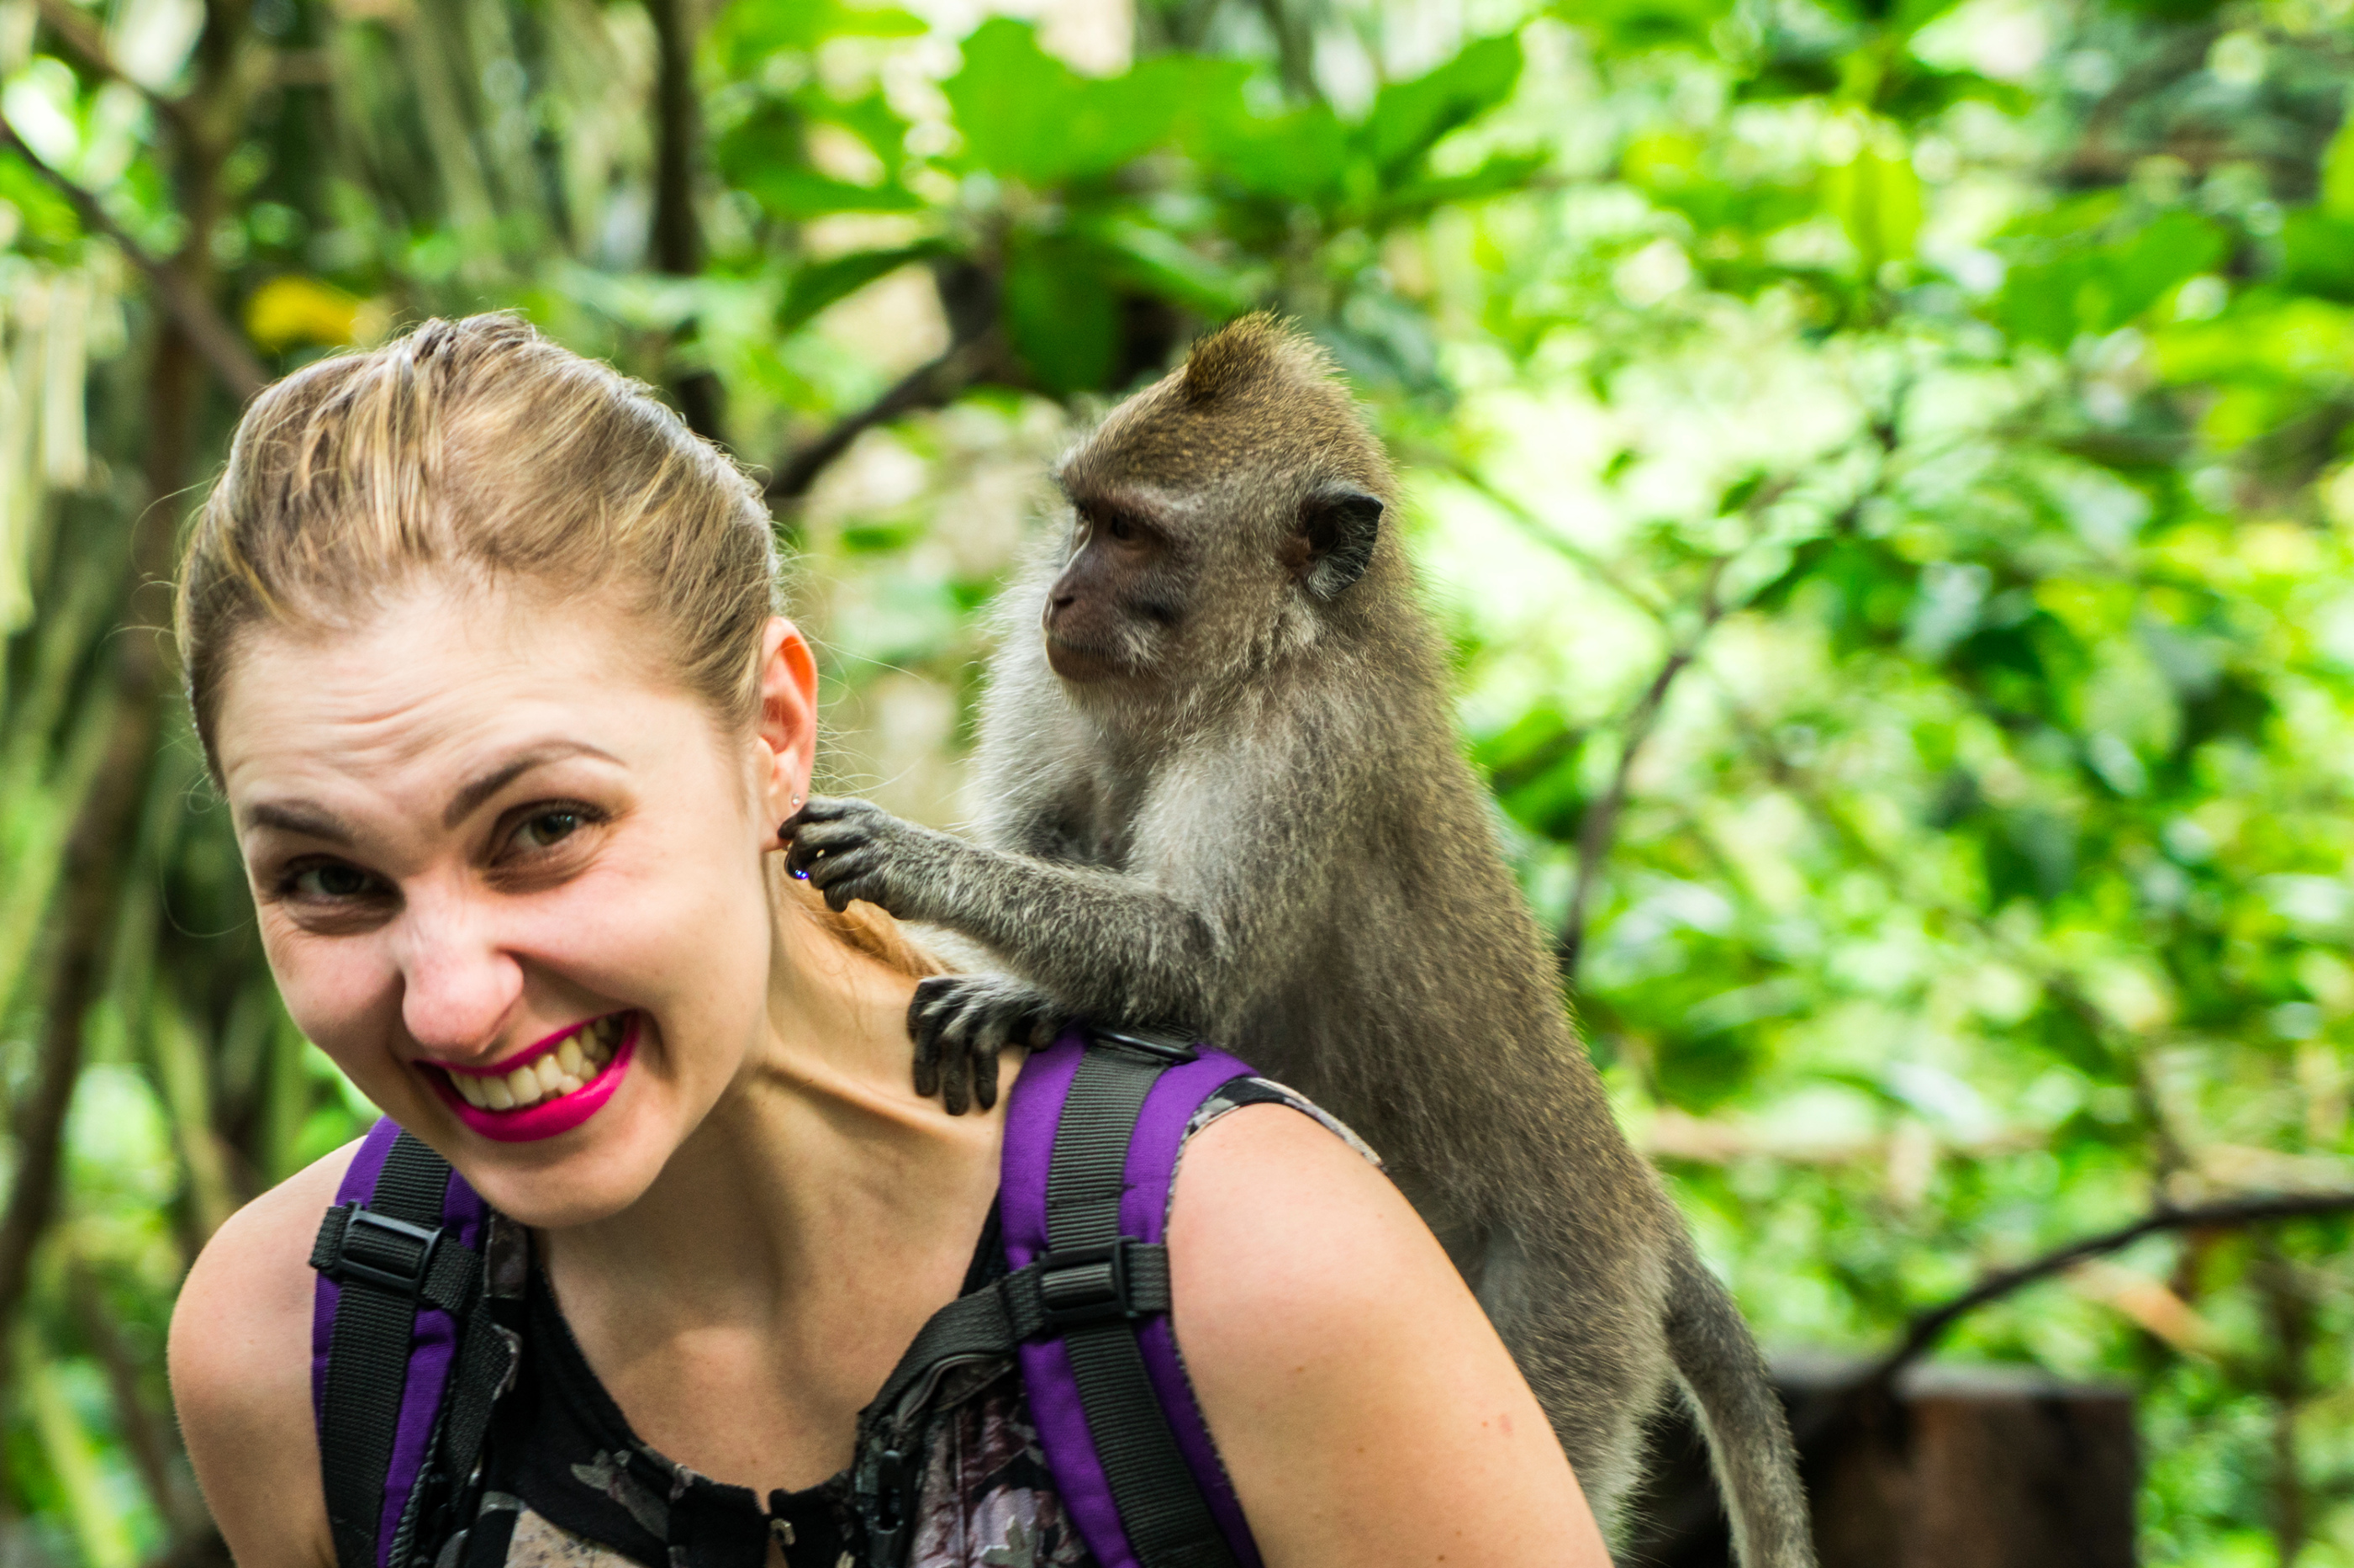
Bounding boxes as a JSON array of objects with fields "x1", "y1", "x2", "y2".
[{"x1": 166, "y1": 315, "x2": 1606, "y2": 1568}]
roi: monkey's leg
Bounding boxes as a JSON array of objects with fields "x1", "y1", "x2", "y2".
[
  {"x1": 905, "y1": 973, "x2": 1067, "y2": 1114},
  {"x1": 1475, "y1": 1223, "x2": 1676, "y2": 1539}
]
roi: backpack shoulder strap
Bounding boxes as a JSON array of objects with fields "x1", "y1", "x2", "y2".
[
  {"x1": 999, "y1": 1026, "x2": 1264, "y2": 1568},
  {"x1": 309, "y1": 1118, "x2": 499, "y2": 1568}
]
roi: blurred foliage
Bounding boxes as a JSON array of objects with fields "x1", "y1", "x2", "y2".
[{"x1": 7, "y1": 0, "x2": 2354, "y2": 1561}]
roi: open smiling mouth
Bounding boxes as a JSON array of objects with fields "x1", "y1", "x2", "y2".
[{"x1": 425, "y1": 1012, "x2": 637, "y2": 1142}]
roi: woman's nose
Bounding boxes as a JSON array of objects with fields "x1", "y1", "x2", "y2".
[{"x1": 390, "y1": 884, "x2": 524, "y2": 1058}]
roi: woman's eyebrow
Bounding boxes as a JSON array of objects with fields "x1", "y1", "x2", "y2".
[
  {"x1": 443, "y1": 742, "x2": 623, "y2": 828},
  {"x1": 244, "y1": 801, "x2": 357, "y2": 844}
]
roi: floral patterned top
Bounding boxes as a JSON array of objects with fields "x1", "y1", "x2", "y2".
[{"x1": 452, "y1": 1078, "x2": 1373, "y2": 1568}]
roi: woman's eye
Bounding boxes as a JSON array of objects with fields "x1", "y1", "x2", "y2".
[
  {"x1": 288, "y1": 863, "x2": 378, "y2": 900},
  {"x1": 511, "y1": 809, "x2": 584, "y2": 852}
]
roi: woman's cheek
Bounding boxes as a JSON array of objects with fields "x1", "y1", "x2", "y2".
[{"x1": 258, "y1": 927, "x2": 397, "y2": 1081}]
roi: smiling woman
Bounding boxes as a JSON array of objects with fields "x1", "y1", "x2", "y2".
[{"x1": 161, "y1": 315, "x2": 1603, "y2": 1568}]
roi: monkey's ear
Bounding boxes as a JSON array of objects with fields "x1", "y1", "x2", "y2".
[{"x1": 1297, "y1": 487, "x2": 1383, "y2": 600}]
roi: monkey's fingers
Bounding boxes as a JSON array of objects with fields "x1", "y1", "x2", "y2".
[
  {"x1": 781, "y1": 794, "x2": 856, "y2": 829},
  {"x1": 935, "y1": 1004, "x2": 977, "y2": 1116},
  {"x1": 799, "y1": 844, "x2": 888, "y2": 911},
  {"x1": 970, "y1": 1043, "x2": 1000, "y2": 1112},
  {"x1": 908, "y1": 978, "x2": 958, "y2": 1100}
]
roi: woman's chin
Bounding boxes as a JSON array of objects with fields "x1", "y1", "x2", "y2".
[
  {"x1": 415, "y1": 1049, "x2": 684, "y2": 1228},
  {"x1": 449, "y1": 1111, "x2": 675, "y2": 1230}
]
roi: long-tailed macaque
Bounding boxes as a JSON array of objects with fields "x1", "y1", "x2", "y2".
[{"x1": 780, "y1": 314, "x2": 1814, "y2": 1565}]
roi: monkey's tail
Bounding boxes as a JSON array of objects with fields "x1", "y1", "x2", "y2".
[{"x1": 1661, "y1": 1238, "x2": 1818, "y2": 1568}]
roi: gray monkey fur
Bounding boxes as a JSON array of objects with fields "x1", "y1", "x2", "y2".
[{"x1": 780, "y1": 314, "x2": 1814, "y2": 1565}]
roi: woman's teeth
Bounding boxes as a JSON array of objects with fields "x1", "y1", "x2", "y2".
[{"x1": 446, "y1": 1014, "x2": 624, "y2": 1112}]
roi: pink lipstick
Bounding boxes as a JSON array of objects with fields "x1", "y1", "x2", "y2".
[{"x1": 425, "y1": 1012, "x2": 638, "y2": 1143}]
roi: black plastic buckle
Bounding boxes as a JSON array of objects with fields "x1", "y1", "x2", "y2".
[
  {"x1": 326, "y1": 1204, "x2": 445, "y2": 1297},
  {"x1": 1086, "y1": 1024, "x2": 1199, "y2": 1064},
  {"x1": 1037, "y1": 1239, "x2": 1146, "y2": 1333}
]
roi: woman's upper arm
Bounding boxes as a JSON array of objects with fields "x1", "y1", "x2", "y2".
[
  {"x1": 170, "y1": 1143, "x2": 356, "y2": 1568},
  {"x1": 1168, "y1": 1105, "x2": 1607, "y2": 1568}
]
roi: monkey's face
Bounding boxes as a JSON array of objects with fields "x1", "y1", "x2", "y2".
[{"x1": 1041, "y1": 494, "x2": 1199, "y2": 685}]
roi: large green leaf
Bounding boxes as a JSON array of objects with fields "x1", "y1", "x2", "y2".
[
  {"x1": 1188, "y1": 101, "x2": 1349, "y2": 203},
  {"x1": 1359, "y1": 34, "x2": 1524, "y2": 177},
  {"x1": 781, "y1": 241, "x2": 952, "y2": 331},
  {"x1": 1998, "y1": 209, "x2": 2226, "y2": 349},
  {"x1": 1003, "y1": 232, "x2": 1119, "y2": 393},
  {"x1": 945, "y1": 19, "x2": 1206, "y2": 184},
  {"x1": 1082, "y1": 218, "x2": 1258, "y2": 316}
]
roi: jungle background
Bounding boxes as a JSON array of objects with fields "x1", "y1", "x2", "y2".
[{"x1": 3, "y1": 0, "x2": 2353, "y2": 1559}]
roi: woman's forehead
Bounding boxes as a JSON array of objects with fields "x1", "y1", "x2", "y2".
[{"x1": 214, "y1": 581, "x2": 693, "y2": 810}]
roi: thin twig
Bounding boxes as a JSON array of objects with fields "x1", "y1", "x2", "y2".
[
  {"x1": 67, "y1": 1259, "x2": 195, "y2": 1539},
  {"x1": 31, "y1": 0, "x2": 193, "y2": 135},
  {"x1": 766, "y1": 329, "x2": 1002, "y2": 503},
  {"x1": 1556, "y1": 556, "x2": 1732, "y2": 979},
  {"x1": 0, "y1": 114, "x2": 265, "y2": 400},
  {"x1": 1864, "y1": 1191, "x2": 2354, "y2": 1390}
]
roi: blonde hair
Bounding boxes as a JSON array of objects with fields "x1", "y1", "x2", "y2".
[{"x1": 176, "y1": 314, "x2": 942, "y2": 978}]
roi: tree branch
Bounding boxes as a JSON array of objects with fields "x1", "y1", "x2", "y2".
[
  {"x1": 644, "y1": 0, "x2": 722, "y2": 442},
  {"x1": 32, "y1": 0, "x2": 193, "y2": 136},
  {"x1": 1556, "y1": 556, "x2": 1734, "y2": 979},
  {"x1": 766, "y1": 329, "x2": 1003, "y2": 504},
  {"x1": 1864, "y1": 1191, "x2": 2354, "y2": 1390},
  {"x1": 0, "y1": 114, "x2": 265, "y2": 401}
]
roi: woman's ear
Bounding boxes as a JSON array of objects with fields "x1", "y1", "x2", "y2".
[{"x1": 753, "y1": 616, "x2": 819, "y2": 822}]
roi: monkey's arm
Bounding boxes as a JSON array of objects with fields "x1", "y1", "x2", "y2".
[{"x1": 781, "y1": 795, "x2": 1238, "y2": 1028}]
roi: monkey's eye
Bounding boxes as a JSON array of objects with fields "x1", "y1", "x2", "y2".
[{"x1": 1103, "y1": 512, "x2": 1137, "y2": 543}]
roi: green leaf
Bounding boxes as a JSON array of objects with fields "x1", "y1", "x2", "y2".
[
  {"x1": 1820, "y1": 122, "x2": 1921, "y2": 269},
  {"x1": 2321, "y1": 98, "x2": 2354, "y2": 219},
  {"x1": 1556, "y1": 0, "x2": 1734, "y2": 53},
  {"x1": 737, "y1": 167, "x2": 924, "y2": 220},
  {"x1": 1999, "y1": 210, "x2": 2227, "y2": 348},
  {"x1": 1082, "y1": 218, "x2": 1256, "y2": 315},
  {"x1": 2280, "y1": 210, "x2": 2354, "y2": 303},
  {"x1": 945, "y1": 19, "x2": 1196, "y2": 184},
  {"x1": 1190, "y1": 101, "x2": 1349, "y2": 203},
  {"x1": 1374, "y1": 152, "x2": 1551, "y2": 222},
  {"x1": 1003, "y1": 232, "x2": 1118, "y2": 393},
  {"x1": 781, "y1": 241, "x2": 950, "y2": 330},
  {"x1": 710, "y1": 0, "x2": 923, "y2": 72},
  {"x1": 1359, "y1": 34, "x2": 1524, "y2": 177}
]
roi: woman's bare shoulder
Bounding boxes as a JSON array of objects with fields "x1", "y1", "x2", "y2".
[
  {"x1": 1166, "y1": 1104, "x2": 1607, "y2": 1567},
  {"x1": 170, "y1": 1138, "x2": 362, "y2": 1568}
]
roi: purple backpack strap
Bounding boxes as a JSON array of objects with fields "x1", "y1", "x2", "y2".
[
  {"x1": 1000, "y1": 1029, "x2": 1265, "y2": 1568},
  {"x1": 309, "y1": 1117, "x2": 491, "y2": 1568}
]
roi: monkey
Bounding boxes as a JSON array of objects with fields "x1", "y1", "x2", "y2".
[{"x1": 779, "y1": 314, "x2": 1814, "y2": 1566}]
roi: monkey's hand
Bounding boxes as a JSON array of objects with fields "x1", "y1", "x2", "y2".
[
  {"x1": 907, "y1": 974, "x2": 1068, "y2": 1115},
  {"x1": 779, "y1": 795, "x2": 956, "y2": 920}
]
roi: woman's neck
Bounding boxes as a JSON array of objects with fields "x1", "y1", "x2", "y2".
[{"x1": 540, "y1": 913, "x2": 1006, "y2": 1338}]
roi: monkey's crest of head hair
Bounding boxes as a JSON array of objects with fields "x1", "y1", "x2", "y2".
[
  {"x1": 1069, "y1": 313, "x2": 1394, "y2": 510},
  {"x1": 175, "y1": 312, "x2": 942, "y2": 979},
  {"x1": 1177, "y1": 312, "x2": 1333, "y2": 406}
]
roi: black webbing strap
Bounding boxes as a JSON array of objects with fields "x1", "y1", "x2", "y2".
[
  {"x1": 310, "y1": 1132, "x2": 481, "y2": 1568},
  {"x1": 864, "y1": 1244, "x2": 1176, "y2": 1424},
  {"x1": 1046, "y1": 1048, "x2": 1238, "y2": 1568}
]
